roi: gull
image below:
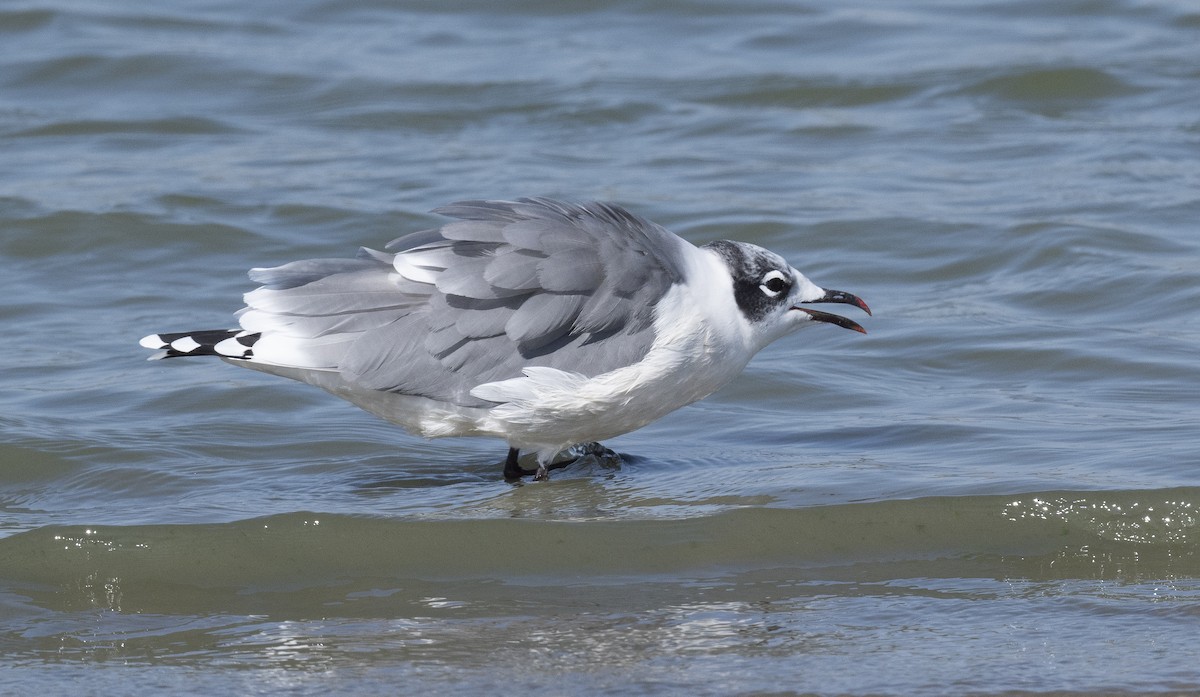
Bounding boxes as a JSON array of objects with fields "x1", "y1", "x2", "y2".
[{"x1": 141, "y1": 198, "x2": 870, "y2": 480}]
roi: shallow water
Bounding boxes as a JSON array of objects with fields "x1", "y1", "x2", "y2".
[{"x1": 2, "y1": 1, "x2": 1199, "y2": 694}]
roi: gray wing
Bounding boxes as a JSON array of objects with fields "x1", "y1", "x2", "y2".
[{"x1": 246, "y1": 198, "x2": 692, "y2": 408}]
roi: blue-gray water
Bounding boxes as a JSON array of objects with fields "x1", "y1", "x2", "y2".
[{"x1": 2, "y1": 1, "x2": 1199, "y2": 695}]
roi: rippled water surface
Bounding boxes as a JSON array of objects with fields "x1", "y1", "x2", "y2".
[{"x1": 2, "y1": 1, "x2": 1199, "y2": 695}]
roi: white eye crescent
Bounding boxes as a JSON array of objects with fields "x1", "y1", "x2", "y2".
[{"x1": 759, "y1": 270, "x2": 790, "y2": 298}]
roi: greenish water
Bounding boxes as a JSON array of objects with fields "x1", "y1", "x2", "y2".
[{"x1": 2, "y1": 1, "x2": 1199, "y2": 694}]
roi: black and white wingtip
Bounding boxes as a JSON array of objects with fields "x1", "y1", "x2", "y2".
[{"x1": 139, "y1": 329, "x2": 259, "y2": 361}]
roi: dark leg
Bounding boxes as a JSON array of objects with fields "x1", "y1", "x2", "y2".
[
  {"x1": 501, "y1": 446, "x2": 579, "y2": 481},
  {"x1": 502, "y1": 443, "x2": 620, "y2": 481},
  {"x1": 503, "y1": 447, "x2": 538, "y2": 480}
]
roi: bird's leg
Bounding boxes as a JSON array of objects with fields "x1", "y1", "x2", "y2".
[
  {"x1": 530, "y1": 450, "x2": 558, "y2": 481},
  {"x1": 503, "y1": 443, "x2": 617, "y2": 481},
  {"x1": 501, "y1": 447, "x2": 556, "y2": 481},
  {"x1": 503, "y1": 447, "x2": 539, "y2": 480}
]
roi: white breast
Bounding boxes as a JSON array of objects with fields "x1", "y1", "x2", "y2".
[{"x1": 468, "y1": 246, "x2": 756, "y2": 459}]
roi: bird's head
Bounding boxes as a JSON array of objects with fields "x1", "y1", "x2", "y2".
[{"x1": 703, "y1": 240, "x2": 871, "y2": 349}]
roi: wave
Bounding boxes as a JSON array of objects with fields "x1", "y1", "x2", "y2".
[{"x1": 3, "y1": 487, "x2": 1196, "y2": 611}]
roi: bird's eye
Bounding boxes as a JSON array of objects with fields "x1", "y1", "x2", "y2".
[{"x1": 759, "y1": 270, "x2": 790, "y2": 298}]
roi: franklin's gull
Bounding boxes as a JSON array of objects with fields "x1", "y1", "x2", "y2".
[{"x1": 141, "y1": 198, "x2": 870, "y2": 480}]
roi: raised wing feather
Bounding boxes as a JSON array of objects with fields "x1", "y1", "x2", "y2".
[{"x1": 246, "y1": 199, "x2": 692, "y2": 407}]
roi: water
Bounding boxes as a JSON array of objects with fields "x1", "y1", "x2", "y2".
[{"x1": 2, "y1": 0, "x2": 1199, "y2": 694}]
